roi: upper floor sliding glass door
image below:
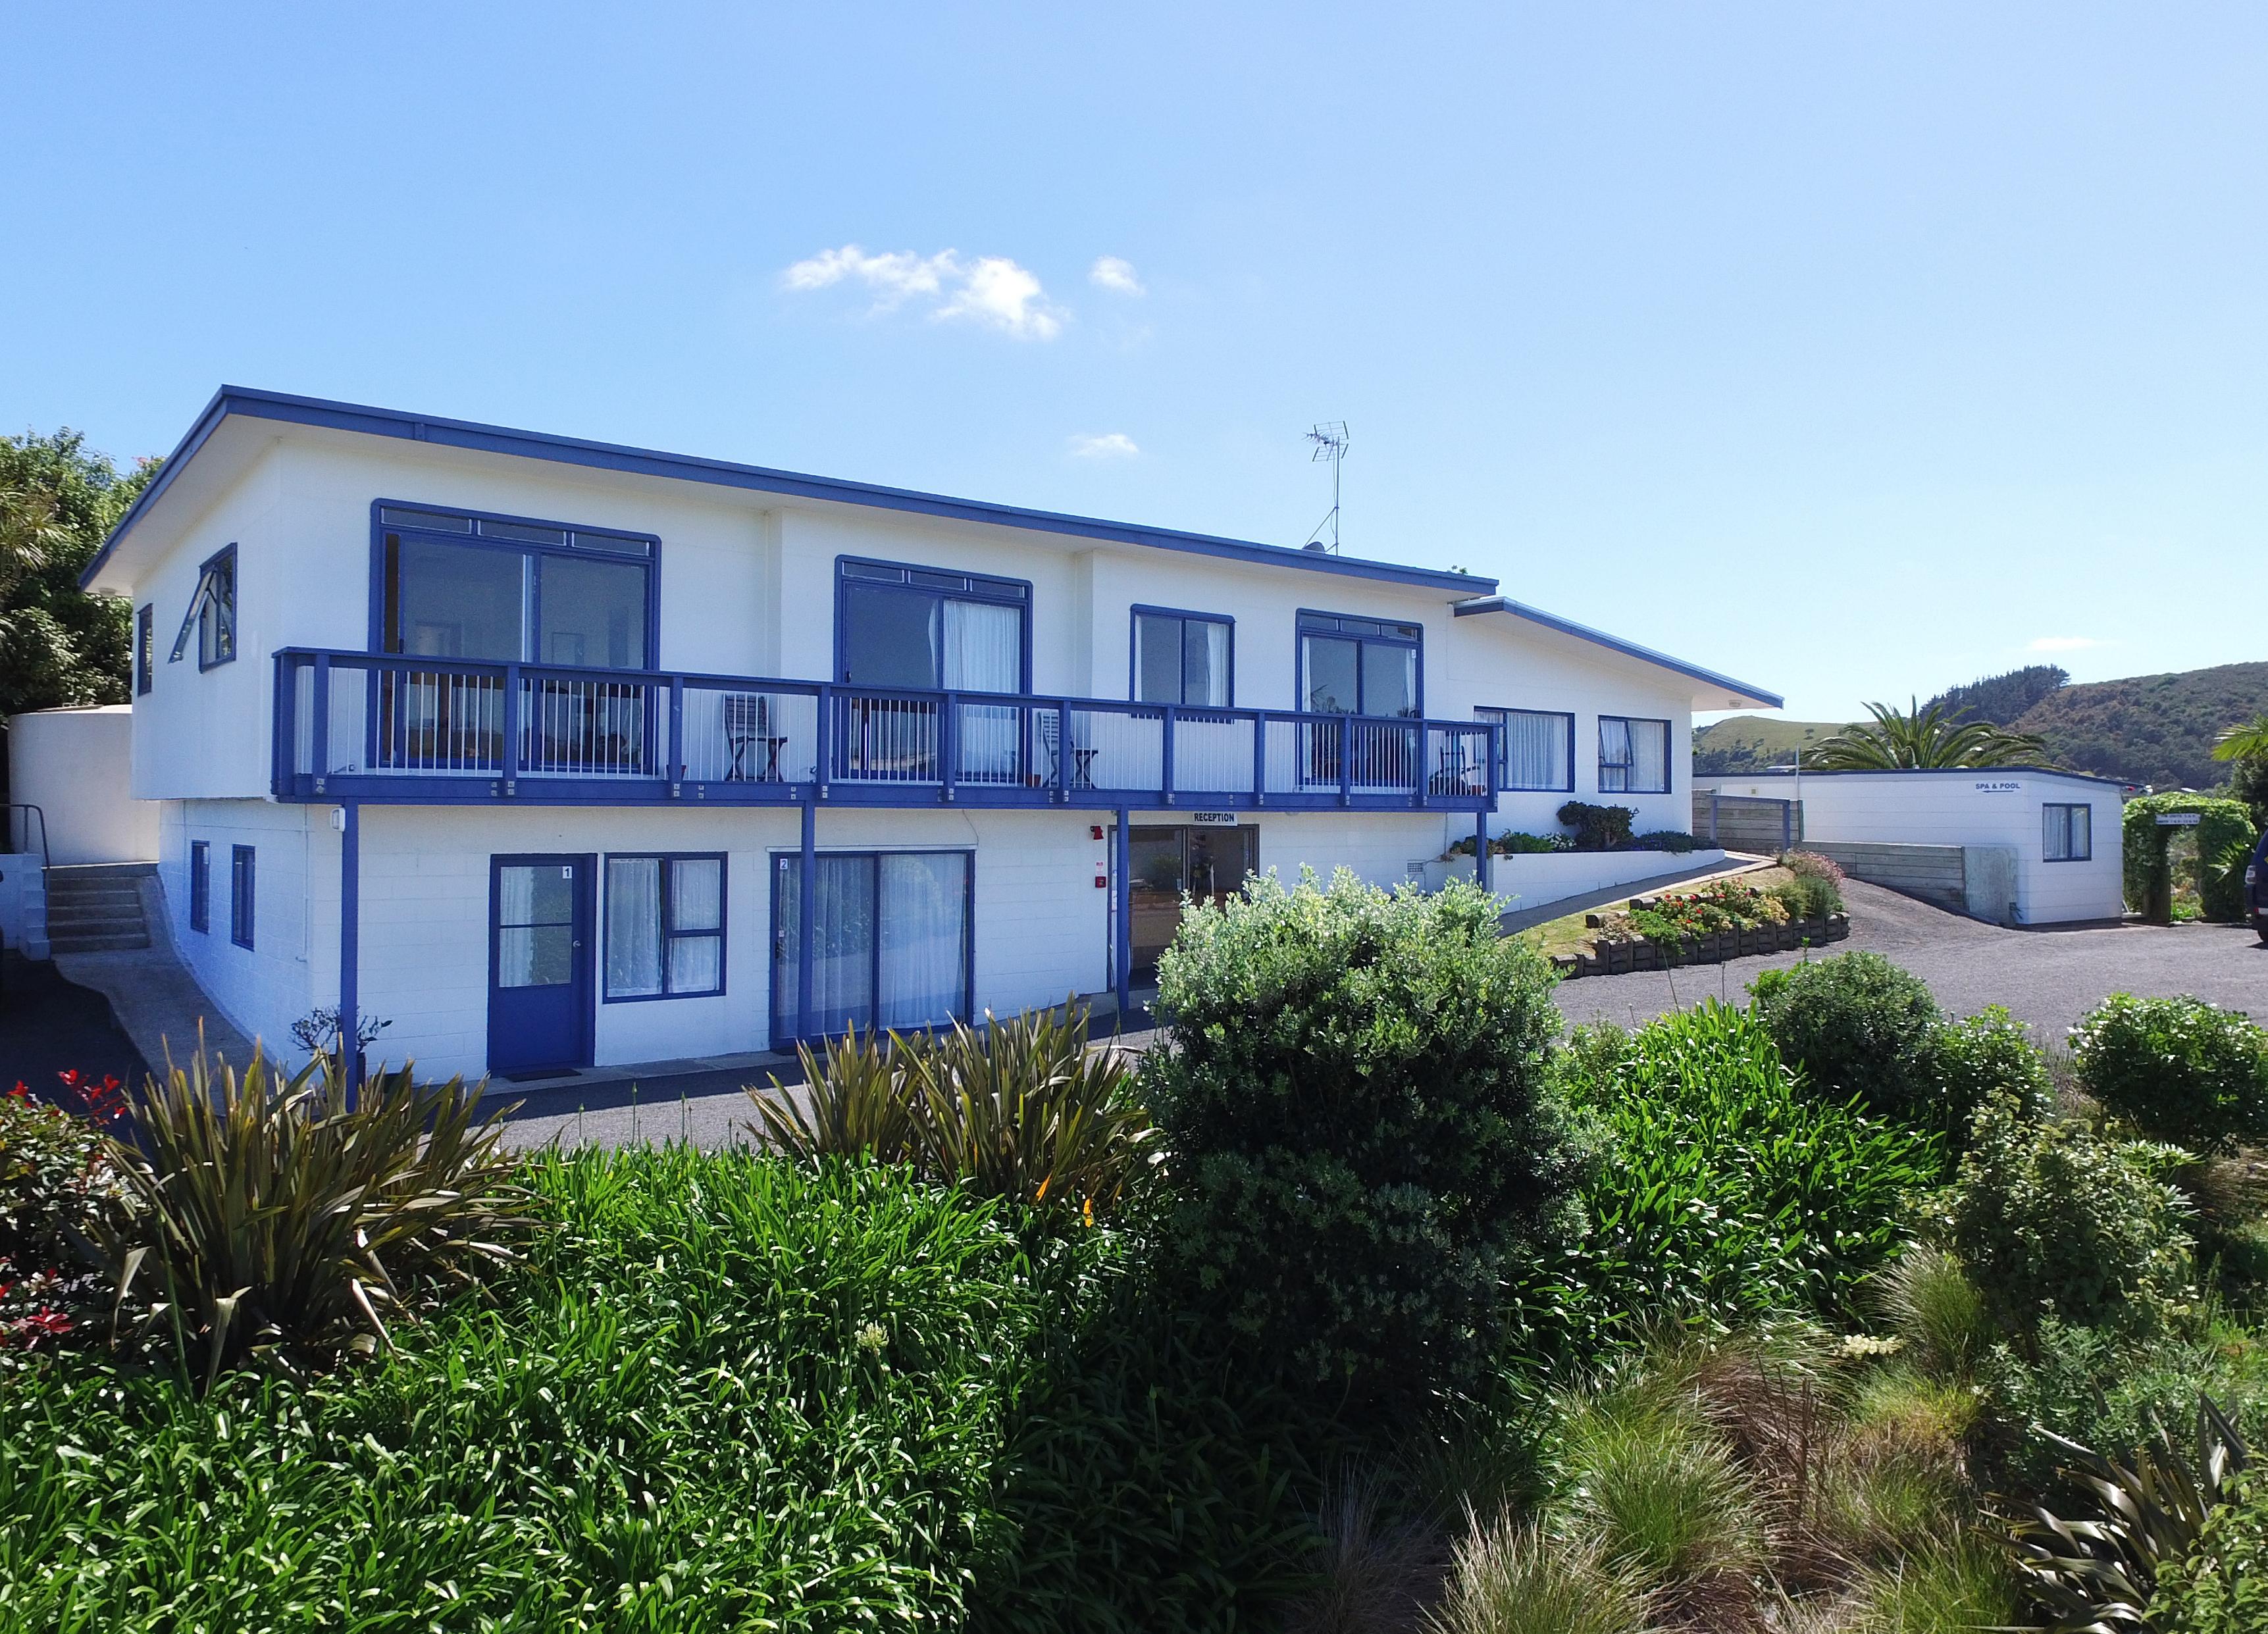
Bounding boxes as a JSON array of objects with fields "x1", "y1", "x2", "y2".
[
  {"x1": 1297, "y1": 610, "x2": 1422, "y2": 789},
  {"x1": 835, "y1": 559, "x2": 1030, "y2": 784}
]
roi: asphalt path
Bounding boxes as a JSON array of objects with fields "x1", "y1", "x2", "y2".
[{"x1": 1551, "y1": 879, "x2": 2268, "y2": 1041}]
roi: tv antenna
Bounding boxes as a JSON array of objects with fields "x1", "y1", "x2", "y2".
[{"x1": 1304, "y1": 421, "x2": 1349, "y2": 553}]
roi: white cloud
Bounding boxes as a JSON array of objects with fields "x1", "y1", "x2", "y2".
[
  {"x1": 781, "y1": 243, "x2": 1064, "y2": 339},
  {"x1": 1068, "y1": 432, "x2": 1140, "y2": 459},
  {"x1": 1089, "y1": 255, "x2": 1145, "y2": 295},
  {"x1": 2026, "y1": 636, "x2": 2109, "y2": 653}
]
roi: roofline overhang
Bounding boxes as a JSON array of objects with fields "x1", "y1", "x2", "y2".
[
  {"x1": 82, "y1": 386, "x2": 1499, "y2": 597},
  {"x1": 1693, "y1": 765, "x2": 2136, "y2": 791},
  {"x1": 1451, "y1": 594, "x2": 1784, "y2": 709}
]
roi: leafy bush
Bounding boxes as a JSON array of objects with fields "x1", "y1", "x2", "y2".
[
  {"x1": 1547, "y1": 1002, "x2": 1940, "y2": 1342},
  {"x1": 1749, "y1": 952, "x2": 1945, "y2": 1129},
  {"x1": 1143, "y1": 871, "x2": 1582, "y2": 1408},
  {"x1": 752, "y1": 1004, "x2": 1157, "y2": 1216},
  {"x1": 1780, "y1": 848, "x2": 1847, "y2": 886},
  {"x1": 2151, "y1": 1468, "x2": 2268, "y2": 1634},
  {"x1": 1770, "y1": 871, "x2": 1843, "y2": 921},
  {"x1": 1495, "y1": 829, "x2": 1571, "y2": 855},
  {"x1": 88, "y1": 1047, "x2": 532, "y2": 1386},
  {"x1": 1630, "y1": 829, "x2": 1701, "y2": 853},
  {"x1": 2123, "y1": 794, "x2": 2257, "y2": 921},
  {"x1": 2071, "y1": 994, "x2": 2268, "y2": 1156},
  {"x1": 1927, "y1": 1004, "x2": 2055, "y2": 1146},
  {"x1": 1558, "y1": 801, "x2": 1637, "y2": 852},
  {"x1": 0, "y1": 1077, "x2": 126, "y2": 1358},
  {"x1": 1942, "y1": 1093, "x2": 2195, "y2": 1335}
]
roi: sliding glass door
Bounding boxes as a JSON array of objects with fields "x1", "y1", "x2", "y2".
[
  {"x1": 772, "y1": 851, "x2": 972, "y2": 1040},
  {"x1": 836, "y1": 559, "x2": 1029, "y2": 784}
]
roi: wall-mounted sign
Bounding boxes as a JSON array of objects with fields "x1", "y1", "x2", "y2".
[
  {"x1": 1972, "y1": 780, "x2": 2023, "y2": 794},
  {"x1": 2155, "y1": 812, "x2": 2202, "y2": 827},
  {"x1": 1189, "y1": 811, "x2": 1241, "y2": 825}
]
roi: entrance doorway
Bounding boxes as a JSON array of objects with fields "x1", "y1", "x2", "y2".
[
  {"x1": 487, "y1": 855, "x2": 595, "y2": 1077},
  {"x1": 1126, "y1": 823, "x2": 1258, "y2": 977}
]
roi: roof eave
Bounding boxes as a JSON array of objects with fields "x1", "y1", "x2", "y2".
[{"x1": 1453, "y1": 595, "x2": 1784, "y2": 709}]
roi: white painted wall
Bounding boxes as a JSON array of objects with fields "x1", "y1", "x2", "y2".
[
  {"x1": 1697, "y1": 771, "x2": 2126, "y2": 924},
  {"x1": 157, "y1": 798, "x2": 318, "y2": 1057},
  {"x1": 9, "y1": 707, "x2": 159, "y2": 864}
]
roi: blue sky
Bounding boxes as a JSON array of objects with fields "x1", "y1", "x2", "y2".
[{"x1": 5, "y1": 3, "x2": 2262, "y2": 719}]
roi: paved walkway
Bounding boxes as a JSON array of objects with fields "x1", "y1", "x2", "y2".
[
  {"x1": 1553, "y1": 879, "x2": 2268, "y2": 1040},
  {"x1": 0, "y1": 950, "x2": 151, "y2": 1097},
  {"x1": 52, "y1": 875, "x2": 255, "y2": 1076}
]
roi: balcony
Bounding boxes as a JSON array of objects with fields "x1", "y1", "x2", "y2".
[{"x1": 272, "y1": 650, "x2": 1501, "y2": 813}]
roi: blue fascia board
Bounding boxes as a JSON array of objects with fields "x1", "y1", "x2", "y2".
[
  {"x1": 1452, "y1": 595, "x2": 1783, "y2": 708},
  {"x1": 274, "y1": 777, "x2": 1491, "y2": 815},
  {"x1": 1693, "y1": 765, "x2": 2137, "y2": 792},
  {"x1": 85, "y1": 386, "x2": 1498, "y2": 596}
]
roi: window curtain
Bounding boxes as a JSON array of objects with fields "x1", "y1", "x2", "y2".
[
  {"x1": 669, "y1": 857, "x2": 723, "y2": 992},
  {"x1": 1189, "y1": 619, "x2": 1229, "y2": 707},
  {"x1": 944, "y1": 600, "x2": 1021, "y2": 782},
  {"x1": 1626, "y1": 719, "x2": 1668, "y2": 792},
  {"x1": 606, "y1": 858, "x2": 663, "y2": 996},
  {"x1": 1599, "y1": 717, "x2": 1633, "y2": 790},
  {"x1": 1498, "y1": 710, "x2": 1570, "y2": 790},
  {"x1": 878, "y1": 854, "x2": 968, "y2": 1027}
]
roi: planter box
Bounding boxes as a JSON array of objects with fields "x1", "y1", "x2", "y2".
[{"x1": 1558, "y1": 909, "x2": 1857, "y2": 983}]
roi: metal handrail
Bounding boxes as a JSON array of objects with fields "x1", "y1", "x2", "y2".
[{"x1": 4, "y1": 804, "x2": 49, "y2": 873}]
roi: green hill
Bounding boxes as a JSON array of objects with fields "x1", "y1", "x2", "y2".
[
  {"x1": 1691, "y1": 717, "x2": 1854, "y2": 775},
  {"x1": 1693, "y1": 662, "x2": 2268, "y2": 789},
  {"x1": 2009, "y1": 661, "x2": 2268, "y2": 790}
]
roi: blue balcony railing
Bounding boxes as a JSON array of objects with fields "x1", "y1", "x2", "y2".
[{"x1": 272, "y1": 649, "x2": 1501, "y2": 812}]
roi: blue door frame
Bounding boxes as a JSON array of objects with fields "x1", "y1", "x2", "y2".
[{"x1": 487, "y1": 853, "x2": 596, "y2": 1076}]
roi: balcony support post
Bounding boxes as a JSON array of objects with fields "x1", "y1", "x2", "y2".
[
  {"x1": 797, "y1": 798, "x2": 817, "y2": 1046},
  {"x1": 311, "y1": 654, "x2": 332, "y2": 796},
  {"x1": 1114, "y1": 807, "x2": 1131, "y2": 1024},
  {"x1": 1160, "y1": 707, "x2": 1175, "y2": 807},
  {"x1": 668, "y1": 677, "x2": 684, "y2": 795},
  {"x1": 1475, "y1": 809, "x2": 1492, "y2": 899},
  {"x1": 502, "y1": 663, "x2": 521, "y2": 795},
  {"x1": 941, "y1": 692, "x2": 958, "y2": 802},
  {"x1": 1252, "y1": 712, "x2": 1267, "y2": 806},
  {"x1": 339, "y1": 799, "x2": 361, "y2": 1103},
  {"x1": 274, "y1": 654, "x2": 296, "y2": 796},
  {"x1": 1339, "y1": 717, "x2": 1353, "y2": 807}
]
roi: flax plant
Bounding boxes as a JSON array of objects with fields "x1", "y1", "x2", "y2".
[{"x1": 88, "y1": 1044, "x2": 532, "y2": 1388}]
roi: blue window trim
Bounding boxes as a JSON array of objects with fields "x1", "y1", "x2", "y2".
[
  {"x1": 1128, "y1": 604, "x2": 1235, "y2": 706},
  {"x1": 766, "y1": 848, "x2": 976, "y2": 1044},
  {"x1": 1294, "y1": 607, "x2": 1425, "y2": 717},
  {"x1": 1476, "y1": 705, "x2": 1576, "y2": 792},
  {"x1": 831, "y1": 555, "x2": 1033, "y2": 693},
  {"x1": 135, "y1": 604, "x2": 153, "y2": 696},
  {"x1": 169, "y1": 544, "x2": 238, "y2": 669},
  {"x1": 367, "y1": 498, "x2": 663, "y2": 669},
  {"x1": 188, "y1": 840, "x2": 209, "y2": 933},
  {"x1": 1597, "y1": 714, "x2": 1672, "y2": 795},
  {"x1": 602, "y1": 852, "x2": 729, "y2": 1002},
  {"x1": 229, "y1": 844, "x2": 254, "y2": 950},
  {"x1": 2044, "y1": 802, "x2": 2092, "y2": 862}
]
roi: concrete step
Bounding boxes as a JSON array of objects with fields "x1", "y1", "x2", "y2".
[
  {"x1": 48, "y1": 931, "x2": 152, "y2": 954},
  {"x1": 47, "y1": 907, "x2": 149, "y2": 931},
  {"x1": 47, "y1": 862, "x2": 157, "y2": 881},
  {"x1": 46, "y1": 892, "x2": 144, "y2": 914}
]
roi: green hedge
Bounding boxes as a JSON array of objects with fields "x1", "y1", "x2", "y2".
[{"x1": 2122, "y1": 793, "x2": 2256, "y2": 921}]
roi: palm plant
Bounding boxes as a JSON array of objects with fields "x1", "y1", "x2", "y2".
[
  {"x1": 88, "y1": 1044, "x2": 533, "y2": 1388},
  {"x1": 1803, "y1": 700, "x2": 2047, "y2": 771},
  {"x1": 2211, "y1": 713, "x2": 2268, "y2": 765}
]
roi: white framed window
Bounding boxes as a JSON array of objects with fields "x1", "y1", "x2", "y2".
[{"x1": 2044, "y1": 803, "x2": 2092, "y2": 862}]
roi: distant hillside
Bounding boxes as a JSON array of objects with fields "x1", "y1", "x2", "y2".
[
  {"x1": 1926, "y1": 665, "x2": 2069, "y2": 728},
  {"x1": 2010, "y1": 661, "x2": 2268, "y2": 790},
  {"x1": 1692, "y1": 717, "x2": 1853, "y2": 775}
]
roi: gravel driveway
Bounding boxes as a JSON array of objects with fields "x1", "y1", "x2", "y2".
[{"x1": 1552, "y1": 879, "x2": 2268, "y2": 1042}]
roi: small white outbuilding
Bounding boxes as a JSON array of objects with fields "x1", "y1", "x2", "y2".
[{"x1": 1694, "y1": 766, "x2": 2129, "y2": 926}]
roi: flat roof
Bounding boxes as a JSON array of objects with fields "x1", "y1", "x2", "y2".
[
  {"x1": 1452, "y1": 595, "x2": 1782, "y2": 710},
  {"x1": 84, "y1": 386, "x2": 1499, "y2": 596},
  {"x1": 1696, "y1": 765, "x2": 2135, "y2": 791}
]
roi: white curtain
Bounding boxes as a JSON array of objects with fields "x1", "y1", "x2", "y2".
[
  {"x1": 1625, "y1": 718, "x2": 1668, "y2": 792},
  {"x1": 1495, "y1": 709, "x2": 1570, "y2": 790},
  {"x1": 606, "y1": 857, "x2": 663, "y2": 996},
  {"x1": 497, "y1": 863, "x2": 543, "y2": 988},
  {"x1": 1192, "y1": 619, "x2": 1229, "y2": 707},
  {"x1": 879, "y1": 854, "x2": 968, "y2": 1028},
  {"x1": 944, "y1": 600, "x2": 1021, "y2": 782},
  {"x1": 668, "y1": 857, "x2": 723, "y2": 993}
]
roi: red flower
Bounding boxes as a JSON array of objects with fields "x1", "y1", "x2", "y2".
[{"x1": 7, "y1": 1082, "x2": 26, "y2": 1100}]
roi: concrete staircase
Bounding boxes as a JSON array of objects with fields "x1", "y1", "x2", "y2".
[{"x1": 45, "y1": 862, "x2": 155, "y2": 954}]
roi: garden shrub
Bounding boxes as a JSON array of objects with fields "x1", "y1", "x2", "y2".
[
  {"x1": 1770, "y1": 871, "x2": 1843, "y2": 921},
  {"x1": 1495, "y1": 829, "x2": 1570, "y2": 855},
  {"x1": 0, "y1": 1075, "x2": 125, "y2": 1359},
  {"x1": 2071, "y1": 994, "x2": 2268, "y2": 1156},
  {"x1": 2122, "y1": 794, "x2": 2256, "y2": 921},
  {"x1": 1942, "y1": 1092, "x2": 2196, "y2": 1335},
  {"x1": 1557, "y1": 801, "x2": 1636, "y2": 851},
  {"x1": 1926, "y1": 1004, "x2": 2055, "y2": 1145},
  {"x1": 1546, "y1": 1001, "x2": 1940, "y2": 1343},
  {"x1": 2150, "y1": 1469, "x2": 2268, "y2": 1634},
  {"x1": 1631, "y1": 829, "x2": 1701, "y2": 853},
  {"x1": 1748, "y1": 952, "x2": 1944, "y2": 1128},
  {"x1": 1143, "y1": 871, "x2": 1582, "y2": 1408}
]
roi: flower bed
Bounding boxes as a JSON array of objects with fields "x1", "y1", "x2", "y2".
[{"x1": 1551, "y1": 877, "x2": 1849, "y2": 979}]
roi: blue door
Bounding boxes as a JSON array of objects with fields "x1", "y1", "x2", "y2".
[{"x1": 488, "y1": 855, "x2": 594, "y2": 1077}]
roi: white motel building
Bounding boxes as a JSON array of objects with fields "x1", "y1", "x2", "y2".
[{"x1": 80, "y1": 388, "x2": 1778, "y2": 1081}]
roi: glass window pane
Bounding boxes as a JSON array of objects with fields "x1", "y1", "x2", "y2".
[
  {"x1": 671, "y1": 857, "x2": 723, "y2": 931},
  {"x1": 1185, "y1": 619, "x2": 1229, "y2": 707},
  {"x1": 538, "y1": 554, "x2": 648, "y2": 669},
  {"x1": 395, "y1": 538, "x2": 524, "y2": 661},
  {"x1": 498, "y1": 925, "x2": 573, "y2": 987},
  {"x1": 1304, "y1": 636, "x2": 1359, "y2": 713},
  {"x1": 669, "y1": 934, "x2": 721, "y2": 994},
  {"x1": 479, "y1": 519, "x2": 567, "y2": 545},
  {"x1": 879, "y1": 853, "x2": 967, "y2": 1027},
  {"x1": 2073, "y1": 805, "x2": 2090, "y2": 858},
  {"x1": 1626, "y1": 719, "x2": 1668, "y2": 792},
  {"x1": 840, "y1": 585, "x2": 941, "y2": 688},
  {"x1": 500, "y1": 863, "x2": 575, "y2": 926},
  {"x1": 812, "y1": 855, "x2": 877, "y2": 1031},
  {"x1": 1361, "y1": 643, "x2": 1416, "y2": 717},
  {"x1": 380, "y1": 507, "x2": 473, "y2": 532},
  {"x1": 1135, "y1": 613, "x2": 1181, "y2": 703},
  {"x1": 940, "y1": 599, "x2": 1021, "y2": 692},
  {"x1": 606, "y1": 857, "x2": 663, "y2": 997}
]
